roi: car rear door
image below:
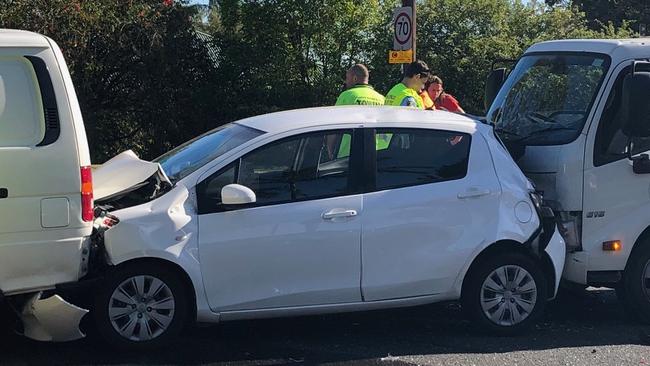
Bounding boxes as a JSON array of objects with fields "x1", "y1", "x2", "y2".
[{"x1": 360, "y1": 127, "x2": 501, "y2": 301}]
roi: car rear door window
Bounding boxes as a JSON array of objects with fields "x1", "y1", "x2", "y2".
[{"x1": 373, "y1": 128, "x2": 470, "y2": 191}]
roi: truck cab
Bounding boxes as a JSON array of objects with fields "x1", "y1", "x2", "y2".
[{"x1": 486, "y1": 38, "x2": 650, "y2": 320}]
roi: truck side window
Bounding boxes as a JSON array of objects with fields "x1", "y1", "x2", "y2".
[
  {"x1": 594, "y1": 66, "x2": 650, "y2": 166},
  {"x1": 0, "y1": 57, "x2": 45, "y2": 147}
]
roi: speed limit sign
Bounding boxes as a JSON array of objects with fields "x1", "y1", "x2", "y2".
[{"x1": 392, "y1": 7, "x2": 413, "y2": 51}]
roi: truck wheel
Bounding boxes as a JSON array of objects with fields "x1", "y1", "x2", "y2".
[
  {"x1": 94, "y1": 262, "x2": 190, "y2": 349},
  {"x1": 619, "y1": 241, "x2": 650, "y2": 324},
  {"x1": 462, "y1": 252, "x2": 547, "y2": 335}
]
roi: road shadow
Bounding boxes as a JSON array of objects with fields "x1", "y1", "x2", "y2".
[{"x1": 0, "y1": 287, "x2": 648, "y2": 365}]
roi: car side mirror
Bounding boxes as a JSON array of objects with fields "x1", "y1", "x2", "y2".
[
  {"x1": 621, "y1": 64, "x2": 650, "y2": 138},
  {"x1": 221, "y1": 184, "x2": 256, "y2": 205},
  {"x1": 484, "y1": 68, "x2": 507, "y2": 112}
]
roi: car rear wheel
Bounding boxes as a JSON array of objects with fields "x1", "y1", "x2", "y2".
[
  {"x1": 462, "y1": 252, "x2": 547, "y2": 335},
  {"x1": 94, "y1": 262, "x2": 190, "y2": 349}
]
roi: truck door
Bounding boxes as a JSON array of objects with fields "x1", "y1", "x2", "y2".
[{"x1": 583, "y1": 61, "x2": 650, "y2": 278}]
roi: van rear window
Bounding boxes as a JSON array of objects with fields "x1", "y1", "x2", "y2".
[{"x1": 0, "y1": 56, "x2": 45, "y2": 147}]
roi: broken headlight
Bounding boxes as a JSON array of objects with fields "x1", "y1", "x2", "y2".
[{"x1": 556, "y1": 211, "x2": 582, "y2": 252}]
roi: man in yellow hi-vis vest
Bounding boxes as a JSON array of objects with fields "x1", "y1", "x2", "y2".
[
  {"x1": 334, "y1": 64, "x2": 385, "y2": 157},
  {"x1": 385, "y1": 60, "x2": 431, "y2": 109},
  {"x1": 335, "y1": 64, "x2": 385, "y2": 106}
]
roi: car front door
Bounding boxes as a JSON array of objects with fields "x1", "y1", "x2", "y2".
[
  {"x1": 197, "y1": 128, "x2": 364, "y2": 311},
  {"x1": 361, "y1": 127, "x2": 501, "y2": 301}
]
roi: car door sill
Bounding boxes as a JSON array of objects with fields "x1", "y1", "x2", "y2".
[{"x1": 217, "y1": 293, "x2": 446, "y2": 321}]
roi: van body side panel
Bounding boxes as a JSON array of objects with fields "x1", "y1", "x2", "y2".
[
  {"x1": 46, "y1": 37, "x2": 91, "y2": 167},
  {"x1": 0, "y1": 43, "x2": 91, "y2": 293}
]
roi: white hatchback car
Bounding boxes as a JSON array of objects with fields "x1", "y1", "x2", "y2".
[{"x1": 89, "y1": 106, "x2": 565, "y2": 348}]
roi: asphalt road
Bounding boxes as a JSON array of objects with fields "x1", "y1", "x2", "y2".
[{"x1": 1, "y1": 288, "x2": 649, "y2": 366}]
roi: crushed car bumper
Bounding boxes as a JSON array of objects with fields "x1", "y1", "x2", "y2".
[
  {"x1": 532, "y1": 204, "x2": 565, "y2": 299},
  {"x1": 20, "y1": 292, "x2": 88, "y2": 342}
]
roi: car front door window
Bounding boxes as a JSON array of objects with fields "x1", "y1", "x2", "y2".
[{"x1": 197, "y1": 130, "x2": 354, "y2": 213}]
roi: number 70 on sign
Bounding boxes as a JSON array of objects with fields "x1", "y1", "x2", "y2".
[{"x1": 392, "y1": 7, "x2": 413, "y2": 50}]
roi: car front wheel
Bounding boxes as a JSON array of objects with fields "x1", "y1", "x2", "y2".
[
  {"x1": 462, "y1": 252, "x2": 547, "y2": 335},
  {"x1": 94, "y1": 262, "x2": 190, "y2": 349}
]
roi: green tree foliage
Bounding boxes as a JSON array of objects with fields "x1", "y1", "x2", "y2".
[
  {"x1": 210, "y1": 0, "x2": 393, "y2": 122},
  {"x1": 0, "y1": 0, "x2": 634, "y2": 161},
  {"x1": 546, "y1": 0, "x2": 649, "y2": 32}
]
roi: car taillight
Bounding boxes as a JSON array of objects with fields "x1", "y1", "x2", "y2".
[{"x1": 80, "y1": 166, "x2": 93, "y2": 222}]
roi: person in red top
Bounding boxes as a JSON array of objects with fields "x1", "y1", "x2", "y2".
[{"x1": 426, "y1": 76, "x2": 465, "y2": 113}]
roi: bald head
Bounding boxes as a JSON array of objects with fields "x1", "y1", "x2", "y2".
[{"x1": 345, "y1": 64, "x2": 370, "y2": 88}]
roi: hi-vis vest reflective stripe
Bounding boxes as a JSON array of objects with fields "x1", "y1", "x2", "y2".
[
  {"x1": 335, "y1": 84, "x2": 385, "y2": 106},
  {"x1": 385, "y1": 83, "x2": 424, "y2": 109}
]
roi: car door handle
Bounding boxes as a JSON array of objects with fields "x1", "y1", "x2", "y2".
[
  {"x1": 457, "y1": 188, "x2": 491, "y2": 199},
  {"x1": 0, "y1": 188, "x2": 7, "y2": 199},
  {"x1": 322, "y1": 209, "x2": 358, "y2": 220}
]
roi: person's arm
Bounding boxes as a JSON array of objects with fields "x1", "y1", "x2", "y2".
[
  {"x1": 447, "y1": 95, "x2": 464, "y2": 113},
  {"x1": 400, "y1": 96, "x2": 418, "y2": 108}
]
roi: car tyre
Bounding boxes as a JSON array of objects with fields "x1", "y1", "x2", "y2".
[
  {"x1": 94, "y1": 262, "x2": 190, "y2": 349},
  {"x1": 462, "y1": 251, "x2": 547, "y2": 335},
  {"x1": 619, "y1": 240, "x2": 650, "y2": 324}
]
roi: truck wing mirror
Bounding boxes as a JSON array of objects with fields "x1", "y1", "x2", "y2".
[
  {"x1": 484, "y1": 68, "x2": 507, "y2": 113},
  {"x1": 621, "y1": 62, "x2": 650, "y2": 138}
]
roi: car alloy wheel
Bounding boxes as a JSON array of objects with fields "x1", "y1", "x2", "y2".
[
  {"x1": 479, "y1": 265, "x2": 537, "y2": 326},
  {"x1": 108, "y1": 275, "x2": 176, "y2": 342}
]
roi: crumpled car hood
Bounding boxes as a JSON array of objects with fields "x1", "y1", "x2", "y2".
[{"x1": 93, "y1": 150, "x2": 170, "y2": 200}]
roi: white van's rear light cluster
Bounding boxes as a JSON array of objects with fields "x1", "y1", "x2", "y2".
[{"x1": 80, "y1": 166, "x2": 93, "y2": 222}]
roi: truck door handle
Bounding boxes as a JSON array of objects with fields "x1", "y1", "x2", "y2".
[
  {"x1": 322, "y1": 209, "x2": 358, "y2": 220},
  {"x1": 0, "y1": 188, "x2": 7, "y2": 199},
  {"x1": 457, "y1": 188, "x2": 491, "y2": 199}
]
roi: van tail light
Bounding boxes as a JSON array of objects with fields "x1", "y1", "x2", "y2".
[{"x1": 80, "y1": 166, "x2": 94, "y2": 222}]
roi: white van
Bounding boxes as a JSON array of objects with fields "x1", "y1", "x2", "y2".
[{"x1": 0, "y1": 29, "x2": 94, "y2": 320}]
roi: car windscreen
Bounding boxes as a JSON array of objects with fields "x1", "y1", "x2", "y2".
[
  {"x1": 154, "y1": 123, "x2": 264, "y2": 183},
  {"x1": 487, "y1": 53, "x2": 610, "y2": 145}
]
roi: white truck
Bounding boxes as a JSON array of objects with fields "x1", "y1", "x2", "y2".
[{"x1": 485, "y1": 38, "x2": 650, "y2": 320}]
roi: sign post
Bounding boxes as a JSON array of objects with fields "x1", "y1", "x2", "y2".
[{"x1": 389, "y1": 1, "x2": 416, "y2": 64}]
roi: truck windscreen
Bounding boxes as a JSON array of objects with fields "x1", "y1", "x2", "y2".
[{"x1": 487, "y1": 53, "x2": 610, "y2": 146}]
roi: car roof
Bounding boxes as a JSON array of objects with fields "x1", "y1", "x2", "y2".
[
  {"x1": 235, "y1": 106, "x2": 484, "y2": 134},
  {"x1": 0, "y1": 29, "x2": 50, "y2": 48}
]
